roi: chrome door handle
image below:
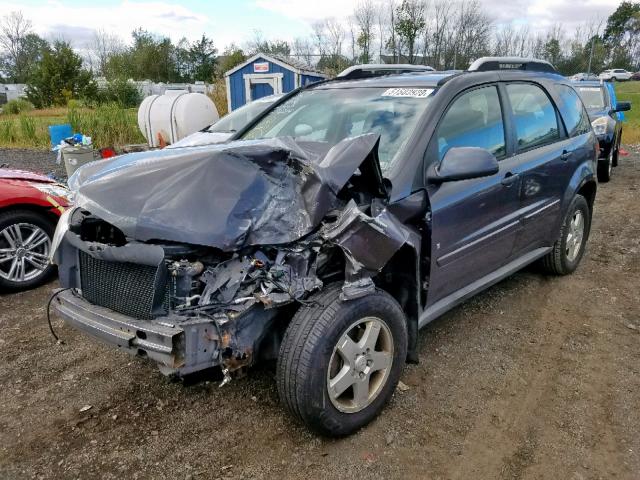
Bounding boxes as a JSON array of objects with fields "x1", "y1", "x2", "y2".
[{"x1": 560, "y1": 150, "x2": 572, "y2": 161}]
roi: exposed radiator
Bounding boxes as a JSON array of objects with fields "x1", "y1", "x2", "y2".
[{"x1": 78, "y1": 251, "x2": 170, "y2": 320}]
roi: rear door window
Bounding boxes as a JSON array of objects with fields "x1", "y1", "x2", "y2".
[
  {"x1": 506, "y1": 83, "x2": 560, "y2": 151},
  {"x1": 436, "y1": 85, "x2": 506, "y2": 160}
]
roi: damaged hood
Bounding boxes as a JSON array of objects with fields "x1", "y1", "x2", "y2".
[{"x1": 68, "y1": 135, "x2": 385, "y2": 251}]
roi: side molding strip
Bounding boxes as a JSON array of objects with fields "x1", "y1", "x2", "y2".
[
  {"x1": 524, "y1": 199, "x2": 560, "y2": 220},
  {"x1": 437, "y1": 220, "x2": 520, "y2": 266},
  {"x1": 419, "y1": 247, "x2": 552, "y2": 329}
]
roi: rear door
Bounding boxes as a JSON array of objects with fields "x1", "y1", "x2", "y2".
[
  {"x1": 505, "y1": 82, "x2": 591, "y2": 254},
  {"x1": 425, "y1": 84, "x2": 522, "y2": 306}
]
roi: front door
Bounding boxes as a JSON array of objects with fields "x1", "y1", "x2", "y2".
[{"x1": 426, "y1": 85, "x2": 521, "y2": 307}]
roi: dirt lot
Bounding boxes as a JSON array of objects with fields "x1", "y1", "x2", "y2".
[{"x1": 1, "y1": 147, "x2": 639, "y2": 480}]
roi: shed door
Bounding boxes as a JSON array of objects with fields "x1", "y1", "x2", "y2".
[
  {"x1": 244, "y1": 73, "x2": 283, "y2": 103},
  {"x1": 251, "y1": 82, "x2": 274, "y2": 100}
]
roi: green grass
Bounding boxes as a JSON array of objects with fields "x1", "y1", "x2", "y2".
[
  {"x1": 0, "y1": 104, "x2": 144, "y2": 150},
  {"x1": 615, "y1": 81, "x2": 640, "y2": 145}
]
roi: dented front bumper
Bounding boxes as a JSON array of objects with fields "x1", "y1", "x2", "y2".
[{"x1": 54, "y1": 289, "x2": 220, "y2": 375}]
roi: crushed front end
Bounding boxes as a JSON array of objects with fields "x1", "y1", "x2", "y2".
[
  {"x1": 53, "y1": 208, "x2": 328, "y2": 377},
  {"x1": 51, "y1": 135, "x2": 415, "y2": 379}
]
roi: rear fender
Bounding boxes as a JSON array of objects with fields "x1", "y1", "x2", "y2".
[{"x1": 561, "y1": 163, "x2": 597, "y2": 226}]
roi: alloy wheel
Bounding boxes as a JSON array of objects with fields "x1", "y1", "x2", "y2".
[
  {"x1": 327, "y1": 316, "x2": 394, "y2": 414},
  {"x1": 565, "y1": 210, "x2": 585, "y2": 262},
  {"x1": 0, "y1": 223, "x2": 51, "y2": 283}
]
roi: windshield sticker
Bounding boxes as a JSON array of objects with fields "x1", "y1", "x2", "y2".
[
  {"x1": 579, "y1": 88, "x2": 601, "y2": 92},
  {"x1": 382, "y1": 88, "x2": 434, "y2": 98}
]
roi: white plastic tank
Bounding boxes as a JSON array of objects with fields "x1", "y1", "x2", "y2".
[{"x1": 138, "y1": 90, "x2": 219, "y2": 147}]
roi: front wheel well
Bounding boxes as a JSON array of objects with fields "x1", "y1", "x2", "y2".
[
  {"x1": 316, "y1": 244, "x2": 422, "y2": 363},
  {"x1": 376, "y1": 245, "x2": 421, "y2": 363}
]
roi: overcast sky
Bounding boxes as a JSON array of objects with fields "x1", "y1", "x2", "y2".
[{"x1": 0, "y1": 0, "x2": 623, "y2": 50}]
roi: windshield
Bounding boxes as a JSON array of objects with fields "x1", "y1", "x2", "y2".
[
  {"x1": 209, "y1": 98, "x2": 278, "y2": 133},
  {"x1": 240, "y1": 87, "x2": 434, "y2": 173},
  {"x1": 576, "y1": 87, "x2": 606, "y2": 110}
]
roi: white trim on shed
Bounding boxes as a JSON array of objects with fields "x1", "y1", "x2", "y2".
[
  {"x1": 225, "y1": 75, "x2": 232, "y2": 113},
  {"x1": 243, "y1": 73, "x2": 284, "y2": 102}
]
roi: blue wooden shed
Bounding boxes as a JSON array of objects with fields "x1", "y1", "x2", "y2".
[{"x1": 224, "y1": 53, "x2": 327, "y2": 111}]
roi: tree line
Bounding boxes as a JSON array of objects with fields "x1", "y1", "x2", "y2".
[
  {"x1": 0, "y1": 1, "x2": 638, "y2": 108},
  {"x1": 0, "y1": 11, "x2": 238, "y2": 108},
  {"x1": 293, "y1": 0, "x2": 640, "y2": 74}
]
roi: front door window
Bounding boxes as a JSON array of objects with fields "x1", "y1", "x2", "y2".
[{"x1": 436, "y1": 86, "x2": 506, "y2": 160}]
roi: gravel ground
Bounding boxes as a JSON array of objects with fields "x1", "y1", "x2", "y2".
[
  {"x1": 0, "y1": 148, "x2": 65, "y2": 179},
  {"x1": 1, "y1": 147, "x2": 639, "y2": 479}
]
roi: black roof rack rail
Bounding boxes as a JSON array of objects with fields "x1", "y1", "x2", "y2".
[
  {"x1": 468, "y1": 57, "x2": 558, "y2": 73},
  {"x1": 336, "y1": 64, "x2": 435, "y2": 80}
]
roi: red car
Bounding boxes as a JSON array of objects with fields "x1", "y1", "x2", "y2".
[{"x1": 0, "y1": 168, "x2": 71, "y2": 290}]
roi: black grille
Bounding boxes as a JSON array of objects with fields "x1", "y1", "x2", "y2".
[{"x1": 79, "y1": 251, "x2": 169, "y2": 319}]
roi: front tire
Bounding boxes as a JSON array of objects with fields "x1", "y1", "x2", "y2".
[
  {"x1": 597, "y1": 147, "x2": 614, "y2": 182},
  {"x1": 277, "y1": 284, "x2": 408, "y2": 436},
  {"x1": 0, "y1": 209, "x2": 56, "y2": 291},
  {"x1": 612, "y1": 134, "x2": 620, "y2": 167},
  {"x1": 540, "y1": 195, "x2": 591, "y2": 275}
]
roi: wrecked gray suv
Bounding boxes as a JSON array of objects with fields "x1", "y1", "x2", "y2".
[{"x1": 52, "y1": 64, "x2": 598, "y2": 436}]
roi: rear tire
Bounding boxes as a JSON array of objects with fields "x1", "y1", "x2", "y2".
[
  {"x1": 277, "y1": 284, "x2": 407, "y2": 437},
  {"x1": 540, "y1": 195, "x2": 590, "y2": 275},
  {"x1": 0, "y1": 209, "x2": 56, "y2": 291}
]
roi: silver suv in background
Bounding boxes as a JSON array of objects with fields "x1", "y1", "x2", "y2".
[{"x1": 599, "y1": 69, "x2": 633, "y2": 81}]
